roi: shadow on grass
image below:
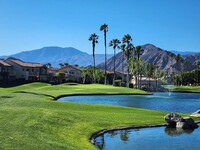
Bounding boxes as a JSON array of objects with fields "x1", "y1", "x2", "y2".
[
  {"x1": 0, "y1": 96, "x2": 14, "y2": 99},
  {"x1": 14, "y1": 91, "x2": 56, "y2": 99},
  {"x1": 0, "y1": 81, "x2": 33, "y2": 88}
]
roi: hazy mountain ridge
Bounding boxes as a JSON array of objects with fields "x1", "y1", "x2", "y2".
[
  {"x1": 97, "y1": 44, "x2": 200, "y2": 73},
  {"x1": 0, "y1": 47, "x2": 113, "y2": 67}
]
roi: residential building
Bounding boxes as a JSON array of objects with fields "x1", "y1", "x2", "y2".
[{"x1": 4, "y1": 58, "x2": 47, "y2": 81}]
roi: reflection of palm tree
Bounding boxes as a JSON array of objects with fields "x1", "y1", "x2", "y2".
[
  {"x1": 120, "y1": 130, "x2": 130, "y2": 142},
  {"x1": 109, "y1": 39, "x2": 121, "y2": 85},
  {"x1": 88, "y1": 33, "x2": 99, "y2": 83},
  {"x1": 95, "y1": 134, "x2": 105, "y2": 150},
  {"x1": 100, "y1": 23, "x2": 108, "y2": 85}
]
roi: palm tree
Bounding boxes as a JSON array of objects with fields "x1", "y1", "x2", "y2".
[
  {"x1": 88, "y1": 33, "x2": 99, "y2": 83},
  {"x1": 122, "y1": 34, "x2": 133, "y2": 87},
  {"x1": 109, "y1": 39, "x2": 121, "y2": 85},
  {"x1": 59, "y1": 63, "x2": 64, "y2": 68},
  {"x1": 46, "y1": 63, "x2": 51, "y2": 68},
  {"x1": 100, "y1": 23, "x2": 108, "y2": 85},
  {"x1": 175, "y1": 54, "x2": 182, "y2": 85},
  {"x1": 134, "y1": 45, "x2": 144, "y2": 89},
  {"x1": 120, "y1": 44, "x2": 126, "y2": 82},
  {"x1": 193, "y1": 61, "x2": 200, "y2": 85}
]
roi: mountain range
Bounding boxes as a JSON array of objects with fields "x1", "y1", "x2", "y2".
[
  {"x1": 0, "y1": 45, "x2": 199, "y2": 73},
  {"x1": 98, "y1": 44, "x2": 200, "y2": 73},
  {"x1": 0, "y1": 47, "x2": 113, "y2": 67}
]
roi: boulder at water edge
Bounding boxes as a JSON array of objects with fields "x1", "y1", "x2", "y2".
[
  {"x1": 164, "y1": 113, "x2": 198, "y2": 129},
  {"x1": 176, "y1": 117, "x2": 198, "y2": 129},
  {"x1": 164, "y1": 113, "x2": 182, "y2": 127}
]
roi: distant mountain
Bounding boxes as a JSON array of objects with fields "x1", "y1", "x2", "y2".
[
  {"x1": 0, "y1": 46, "x2": 113, "y2": 67},
  {"x1": 97, "y1": 44, "x2": 200, "y2": 73},
  {"x1": 171, "y1": 50, "x2": 198, "y2": 56}
]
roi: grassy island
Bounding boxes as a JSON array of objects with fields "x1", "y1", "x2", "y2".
[{"x1": 0, "y1": 82, "x2": 167, "y2": 150}]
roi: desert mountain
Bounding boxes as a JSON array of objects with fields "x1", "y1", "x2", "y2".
[
  {"x1": 97, "y1": 44, "x2": 200, "y2": 73},
  {"x1": 0, "y1": 46, "x2": 113, "y2": 67}
]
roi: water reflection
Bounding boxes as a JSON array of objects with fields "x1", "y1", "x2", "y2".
[
  {"x1": 164, "y1": 127, "x2": 194, "y2": 136},
  {"x1": 94, "y1": 126, "x2": 199, "y2": 150}
]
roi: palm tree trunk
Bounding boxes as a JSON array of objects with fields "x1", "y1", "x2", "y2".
[
  {"x1": 113, "y1": 48, "x2": 116, "y2": 86},
  {"x1": 93, "y1": 45, "x2": 96, "y2": 83},
  {"x1": 127, "y1": 54, "x2": 130, "y2": 87},
  {"x1": 122, "y1": 53, "x2": 124, "y2": 82},
  {"x1": 104, "y1": 32, "x2": 107, "y2": 85}
]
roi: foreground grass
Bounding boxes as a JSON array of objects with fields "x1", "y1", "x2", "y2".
[{"x1": 0, "y1": 83, "x2": 167, "y2": 150}]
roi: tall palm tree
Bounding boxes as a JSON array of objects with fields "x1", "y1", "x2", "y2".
[
  {"x1": 100, "y1": 23, "x2": 108, "y2": 85},
  {"x1": 193, "y1": 61, "x2": 200, "y2": 85},
  {"x1": 175, "y1": 54, "x2": 182, "y2": 85},
  {"x1": 122, "y1": 34, "x2": 133, "y2": 87},
  {"x1": 134, "y1": 45, "x2": 144, "y2": 89},
  {"x1": 88, "y1": 33, "x2": 99, "y2": 83},
  {"x1": 120, "y1": 44, "x2": 126, "y2": 82},
  {"x1": 109, "y1": 39, "x2": 121, "y2": 85}
]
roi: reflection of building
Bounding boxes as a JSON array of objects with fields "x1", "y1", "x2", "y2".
[{"x1": 0, "y1": 58, "x2": 47, "y2": 81}]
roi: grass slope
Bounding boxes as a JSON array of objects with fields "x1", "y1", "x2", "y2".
[
  {"x1": 172, "y1": 86, "x2": 200, "y2": 93},
  {"x1": 0, "y1": 83, "x2": 166, "y2": 150}
]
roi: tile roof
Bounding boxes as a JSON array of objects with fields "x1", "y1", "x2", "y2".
[
  {"x1": 0, "y1": 60, "x2": 12, "y2": 67},
  {"x1": 7, "y1": 59, "x2": 44, "y2": 67}
]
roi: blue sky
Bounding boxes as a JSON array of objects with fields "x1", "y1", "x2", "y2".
[{"x1": 0, "y1": 0, "x2": 200, "y2": 55}]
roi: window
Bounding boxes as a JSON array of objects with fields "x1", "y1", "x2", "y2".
[{"x1": 32, "y1": 68, "x2": 34, "y2": 72}]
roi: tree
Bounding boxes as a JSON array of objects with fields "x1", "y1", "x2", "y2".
[
  {"x1": 127, "y1": 56, "x2": 137, "y2": 87},
  {"x1": 134, "y1": 45, "x2": 144, "y2": 88},
  {"x1": 59, "y1": 63, "x2": 64, "y2": 68},
  {"x1": 122, "y1": 34, "x2": 133, "y2": 87},
  {"x1": 175, "y1": 54, "x2": 183, "y2": 85},
  {"x1": 64, "y1": 63, "x2": 69, "y2": 66},
  {"x1": 193, "y1": 61, "x2": 200, "y2": 85},
  {"x1": 88, "y1": 33, "x2": 99, "y2": 83},
  {"x1": 120, "y1": 44, "x2": 126, "y2": 82},
  {"x1": 95, "y1": 68, "x2": 105, "y2": 83},
  {"x1": 109, "y1": 39, "x2": 121, "y2": 85},
  {"x1": 46, "y1": 63, "x2": 51, "y2": 68},
  {"x1": 100, "y1": 23, "x2": 108, "y2": 85},
  {"x1": 145, "y1": 63, "x2": 155, "y2": 91}
]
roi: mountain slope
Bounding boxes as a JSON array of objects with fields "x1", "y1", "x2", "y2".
[
  {"x1": 1, "y1": 47, "x2": 113, "y2": 67},
  {"x1": 97, "y1": 44, "x2": 200, "y2": 73}
]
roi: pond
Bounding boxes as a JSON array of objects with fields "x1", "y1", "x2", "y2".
[
  {"x1": 58, "y1": 92, "x2": 200, "y2": 113},
  {"x1": 94, "y1": 125, "x2": 200, "y2": 150}
]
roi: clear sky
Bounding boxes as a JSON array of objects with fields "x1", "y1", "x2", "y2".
[{"x1": 0, "y1": 0, "x2": 200, "y2": 55}]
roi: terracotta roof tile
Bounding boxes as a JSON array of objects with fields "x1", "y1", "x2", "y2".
[
  {"x1": 8, "y1": 59, "x2": 44, "y2": 67},
  {"x1": 0, "y1": 60, "x2": 12, "y2": 67}
]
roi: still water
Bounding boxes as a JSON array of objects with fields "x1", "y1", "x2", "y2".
[
  {"x1": 94, "y1": 126, "x2": 200, "y2": 150},
  {"x1": 58, "y1": 92, "x2": 200, "y2": 113}
]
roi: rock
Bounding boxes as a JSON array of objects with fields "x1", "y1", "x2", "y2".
[
  {"x1": 164, "y1": 113, "x2": 183, "y2": 127},
  {"x1": 176, "y1": 117, "x2": 198, "y2": 129},
  {"x1": 190, "y1": 110, "x2": 200, "y2": 117}
]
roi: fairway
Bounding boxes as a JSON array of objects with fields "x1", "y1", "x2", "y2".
[{"x1": 0, "y1": 82, "x2": 169, "y2": 150}]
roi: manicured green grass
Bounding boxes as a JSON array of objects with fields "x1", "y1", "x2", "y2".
[
  {"x1": 164, "y1": 85, "x2": 200, "y2": 93},
  {"x1": 0, "y1": 82, "x2": 168, "y2": 150}
]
